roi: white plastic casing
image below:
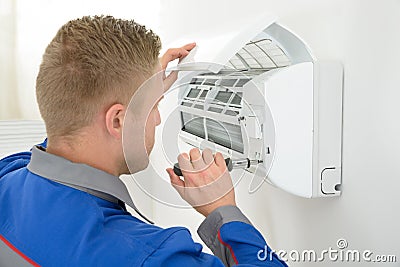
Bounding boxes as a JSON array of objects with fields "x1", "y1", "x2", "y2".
[
  {"x1": 263, "y1": 62, "x2": 343, "y2": 197},
  {"x1": 172, "y1": 15, "x2": 343, "y2": 198}
]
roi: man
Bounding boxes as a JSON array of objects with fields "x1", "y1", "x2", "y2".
[{"x1": 0, "y1": 16, "x2": 286, "y2": 266}]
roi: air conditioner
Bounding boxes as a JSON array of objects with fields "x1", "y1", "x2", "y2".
[{"x1": 170, "y1": 15, "x2": 343, "y2": 198}]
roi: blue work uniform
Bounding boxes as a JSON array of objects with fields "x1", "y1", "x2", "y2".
[{"x1": 0, "y1": 142, "x2": 287, "y2": 266}]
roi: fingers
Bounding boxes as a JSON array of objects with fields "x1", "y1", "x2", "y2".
[
  {"x1": 169, "y1": 149, "x2": 236, "y2": 216},
  {"x1": 202, "y1": 148, "x2": 214, "y2": 166},
  {"x1": 189, "y1": 148, "x2": 206, "y2": 170},
  {"x1": 214, "y1": 152, "x2": 226, "y2": 169},
  {"x1": 161, "y1": 43, "x2": 196, "y2": 91},
  {"x1": 160, "y1": 48, "x2": 188, "y2": 69},
  {"x1": 166, "y1": 168, "x2": 184, "y2": 187},
  {"x1": 166, "y1": 168, "x2": 185, "y2": 197},
  {"x1": 177, "y1": 152, "x2": 193, "y2": 174},
  {"x1": 181, "y1": 42, "x2": 197, "y2": 51},
  {"x1": 177, "y1": 149, "x2": 220, "y2": 174},
  {"x1": 160, "y1": 42, "x2": 196, "y2": 70}
]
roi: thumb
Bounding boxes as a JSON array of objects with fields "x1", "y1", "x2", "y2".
[
  {"x1": 163, "y1": 70, "x2": 178, "y2": 92},
  {"x1": 166, "y1": 168, "x2": 185, "y2": 198},
  {"x1": 166, "y1": 168, "x2": 184, "y2": 187}
]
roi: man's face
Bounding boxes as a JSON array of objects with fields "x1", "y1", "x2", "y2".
[
  {"x1": 144, "y1": 99, "x2": 162, "y2": 155},
  {"x1": 121, "y1": 64, "x2": 164, "y2": 174},
  {"x1": 144, "y1": 64, "x2": 163, "y2": 156}
]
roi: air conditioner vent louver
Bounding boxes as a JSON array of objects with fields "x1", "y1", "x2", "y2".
[{"x1": 227, "y1": 39, "x2": 291, "y2": 71}]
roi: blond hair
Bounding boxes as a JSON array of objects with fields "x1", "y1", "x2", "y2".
[{"x1": 36, "y1": 15, "x2": 161, "y2": 137}]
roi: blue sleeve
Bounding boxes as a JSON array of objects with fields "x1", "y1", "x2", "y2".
[
  {"x1": 218, "y1": 222, "x2": 287, "y2": 266},
  {"x1": 0, "y1": 139, "x2": 47, "y2": 178},
  {"x1": 197, "y1": 206, "x2": 287, "y2": 266},
  {"x1": 143, "y1": 208, "x2": 287, "y2": 267},
  {"x1": 142, "y1": 228, "x2": 225, "y2": 267}
]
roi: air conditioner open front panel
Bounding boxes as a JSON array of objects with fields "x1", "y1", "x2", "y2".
[{"x1": 173, "y1": 17, "x2": 343, "y2": 198}]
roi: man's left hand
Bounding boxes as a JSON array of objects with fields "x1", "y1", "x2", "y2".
[{"x1": 160, "y1": 42, "x2": 196, "y2": 91}]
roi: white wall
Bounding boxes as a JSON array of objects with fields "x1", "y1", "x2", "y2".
[
  {"x1": 0, "y1": 0, "x2": 20, "y2": 119},
  {"x1": 0, "y1": 0, "x2": 161, "y2": 120},
  {"x1": 149, "y1": 0, "x2": 400, "y2": 265}
]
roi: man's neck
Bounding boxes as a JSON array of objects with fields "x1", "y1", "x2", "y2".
[{"x1": 46, "y1": 135, "x2": 120, "y2": 177}]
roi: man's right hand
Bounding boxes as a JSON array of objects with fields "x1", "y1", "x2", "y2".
[{"x1": 166, "y1": 148, "x2": 236, "y2": 217}]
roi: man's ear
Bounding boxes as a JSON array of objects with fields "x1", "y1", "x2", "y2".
[{"x1": 105, "y1": 103, "x2": 125, "y2": 140}]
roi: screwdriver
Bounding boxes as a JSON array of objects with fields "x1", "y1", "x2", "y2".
[{"x1": 173, "y1": 158, "x2": 262, "y2": 176}]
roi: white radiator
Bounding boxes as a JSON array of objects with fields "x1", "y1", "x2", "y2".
[{"x1": 0, "y1": 120, "x2": 46, "y2": 158}]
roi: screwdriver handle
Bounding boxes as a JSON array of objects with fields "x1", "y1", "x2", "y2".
[{"x1": 173, "y1": 158, "x2": 233, "y2": 176}]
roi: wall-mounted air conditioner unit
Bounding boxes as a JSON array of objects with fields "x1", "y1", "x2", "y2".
[{"x1": 171, "y1": 15, "x2": 343, "y2": 198}]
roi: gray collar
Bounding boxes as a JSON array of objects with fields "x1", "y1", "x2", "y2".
[{"x1": 27, "y1": 146, "x2": 153, "y2": 224}]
